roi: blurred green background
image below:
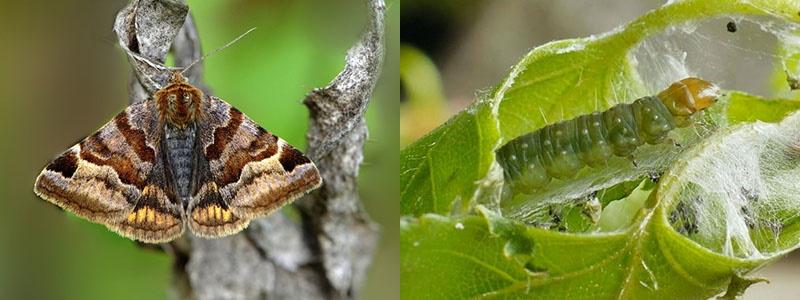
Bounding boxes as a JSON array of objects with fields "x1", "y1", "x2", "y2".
[{"x1": 0, "y1": 0, "x2": 398, "y2": 299}]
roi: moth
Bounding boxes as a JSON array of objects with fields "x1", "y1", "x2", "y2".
[
  {"x1": 496, "y1": 77, "x2": 720, "y2": 193},
  {"x1": 34, "y1": 71, "x2": 322, "y2": 243}
]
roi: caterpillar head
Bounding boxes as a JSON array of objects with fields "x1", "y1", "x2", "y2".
[{"x1": 657, "y1": 77, "x2": 720, "y2": 122}]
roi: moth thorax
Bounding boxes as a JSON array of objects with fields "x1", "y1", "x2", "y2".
[
  {"x1": 156, "y1": 84, "x2": 203, "y2": 128},
  {"x1": 657, "y1": 77, "x2": 720, "y2": 119}
]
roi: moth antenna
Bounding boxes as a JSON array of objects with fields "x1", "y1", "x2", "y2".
[{"x1": 180, "y1": 27, "x2": 257, "y2": 75}]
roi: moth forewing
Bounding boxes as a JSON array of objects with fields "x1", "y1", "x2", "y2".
[{"x1": 192, "y1": 96, "x2": 322, "y2": 224}]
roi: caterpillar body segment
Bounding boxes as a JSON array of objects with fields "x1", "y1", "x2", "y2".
[
  {"x1": 574, "y1": 112, "x2": 613, "y2": 168},
  {"x1": 497, "y1": 77, "x2": 720, "y2": 194}
]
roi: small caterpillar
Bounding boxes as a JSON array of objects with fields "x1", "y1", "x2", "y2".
[{"x1": 497, "y1": 77, "x2": 720, "y2": 194}]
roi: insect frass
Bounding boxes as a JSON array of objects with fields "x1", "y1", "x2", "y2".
[{"x1": 496, "y1": 77, "x2": 720, "y2": 194}]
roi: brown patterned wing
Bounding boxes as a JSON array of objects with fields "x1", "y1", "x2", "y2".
[
  {"x1": 34, "y1": 101, "x2": 184, "y2": 243},
  {"x1": 187, "y1": 96, "x2": 321, "y2": 238}
]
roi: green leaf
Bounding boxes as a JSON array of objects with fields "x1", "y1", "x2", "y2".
[
  {"x1": 401, "y1": 215, "x2": 528, "y2": 299},
  {"x1": 596, "y1": 180, "x2": 652, "y2": 232},
  {"x1": 657, "y1": 112, "x2": 800, "y2": 257},
  {"x1": 401, "y1": 211, "x2": 763, "y2": 299},
  {"x1": 717, "y1": 275, "x2": 769, "y2": 300},
  {"x1": 400, "y1": 0, "x2": 800, "y2": 216},
  {"x1": 772, "y1": 27, "x2": 800, "y2": 92},
  {"x1": 401, "y1": 112, "x2": 800, "y2": 299},
  {"x1": 726, "y1": 91, "x2": 800, "y2": 124},
  {"x1": 400, "y1": 104, "x2": 499, "y2": 215}
]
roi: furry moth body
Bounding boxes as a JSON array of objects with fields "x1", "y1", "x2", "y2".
[
  {"x1": 34, "y1": 72, "x2": 322, "y2": 243},
  {"x1": 496, "y1": 77, "x2": 720, "y2": 193}
]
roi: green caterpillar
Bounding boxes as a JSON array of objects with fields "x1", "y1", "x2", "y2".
[{"x1": 497, "y1": 77, "x2": 720, "y2": 194}]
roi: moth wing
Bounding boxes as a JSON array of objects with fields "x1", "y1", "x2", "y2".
[
  {"x1": 34, "y1": 101, "x2": 184, "y2": 243},
  {"x1": 187, "y1": 96, "x2": 321, "y2": 238}
]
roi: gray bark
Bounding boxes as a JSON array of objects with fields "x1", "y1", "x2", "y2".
[{"x1": 113, "y1": 0, "x2": 385, "y2": 299}]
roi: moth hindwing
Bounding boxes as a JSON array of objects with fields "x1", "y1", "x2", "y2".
[{"x1": 34, "y1": 72, "x2": 322, "y2": 243}]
